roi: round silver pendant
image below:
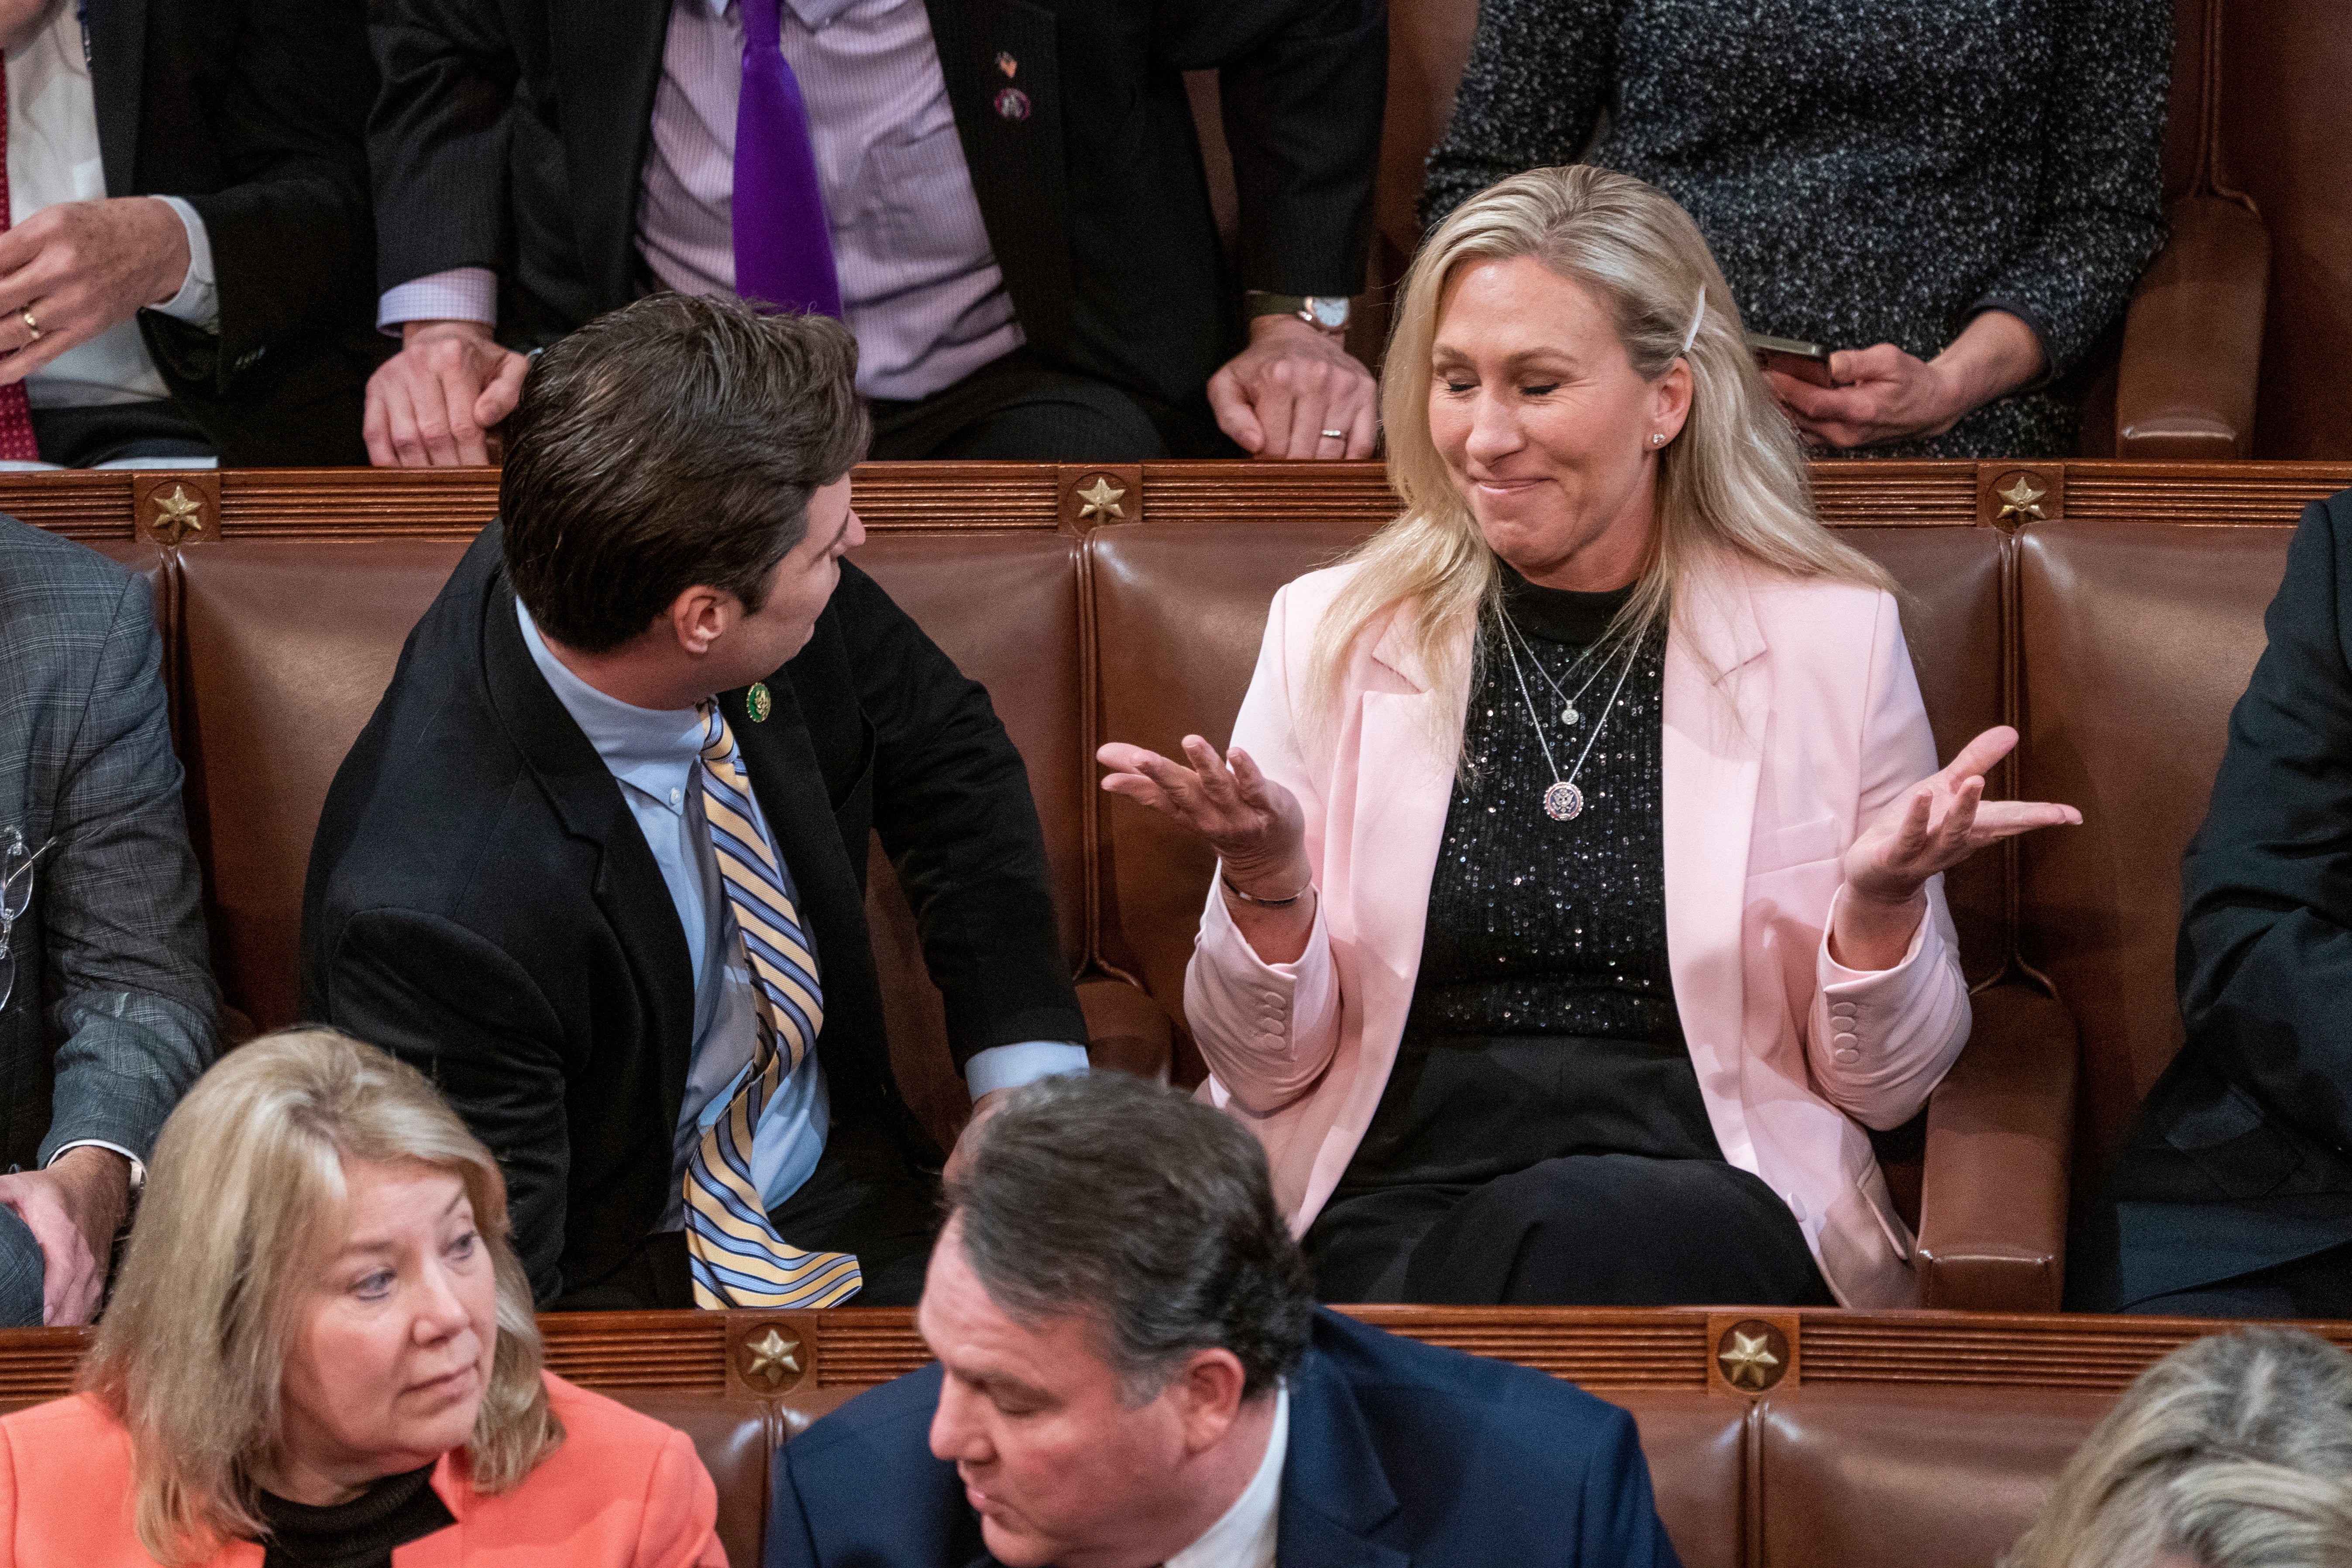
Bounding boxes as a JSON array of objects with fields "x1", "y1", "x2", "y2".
[
  {"x1": 1561, "y1": 705, "x2": 1581, "y2": 726},
  {"x1": 1543, "y1": 781, "x2": 1585, "y2": 821}
]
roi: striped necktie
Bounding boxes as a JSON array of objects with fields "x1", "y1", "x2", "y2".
[
  {"x1": 0, "y1": 64, "x2": 38, "y2": 461},
  {"x1": 682, "y1": 699, "x2": 862, "y2": 1308}
]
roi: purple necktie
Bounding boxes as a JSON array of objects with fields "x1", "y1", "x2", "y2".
[{"x1": 733, "y1": 0, "x2": 842, "y2": 317}]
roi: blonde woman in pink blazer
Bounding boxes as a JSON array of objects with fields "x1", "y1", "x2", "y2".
[{"x1": 1100, "y1": 167, "x2": 2081, "y2": 1310}]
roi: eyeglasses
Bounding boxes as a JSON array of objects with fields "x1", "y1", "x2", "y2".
[{"x1": 0, "y1": 828, "x2": 56, "y2": 1015}]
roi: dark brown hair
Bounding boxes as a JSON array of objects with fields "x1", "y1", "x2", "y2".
[
  {"x1": 947, "y1": 1071, "x2": 1313, "y2": 1403},
  {"x1": 499, "y1": 292, "x2": 870, "y2": 653}
]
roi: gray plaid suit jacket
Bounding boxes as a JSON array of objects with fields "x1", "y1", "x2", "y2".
[{"x1": 0, "y1": 519, "x2": 216, "y2": 1175}]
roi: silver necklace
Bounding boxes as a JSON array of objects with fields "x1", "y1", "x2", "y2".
[
  {"x1": 1497, "y1": 619, "x2": 1640, "y2": 822},
  {"x1": 1498, "y1": 605, "x2": 1612, "y2": 725}
]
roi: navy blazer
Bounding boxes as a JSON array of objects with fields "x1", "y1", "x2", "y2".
[{"x1": 764, "y1": 1308, "x2": 1683, "y2": 1568}]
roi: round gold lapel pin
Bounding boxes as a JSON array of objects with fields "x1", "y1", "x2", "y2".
[{"x1": 746, "y1": 682, "x2": 773, "y2": 723}]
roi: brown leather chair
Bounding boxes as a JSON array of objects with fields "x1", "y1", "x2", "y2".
[
  {"x1": 1755, "y1": 1384, "x2": 2111, "y2": 1568},
  {"x1": 2014, "y1": 518, "x2": 2295, "y2": 1179},
  {"x1": 174, "y1": 538, "x2": 471, "y2": 1032}
]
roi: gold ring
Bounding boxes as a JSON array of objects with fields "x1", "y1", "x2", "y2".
[{"x1": 19, "y1": 309, "x2": 38, "y2": 343}]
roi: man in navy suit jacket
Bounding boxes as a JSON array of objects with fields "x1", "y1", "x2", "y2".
[{"x1": 765, "y1": 1072, "x2": 1681, "y2": 1568}]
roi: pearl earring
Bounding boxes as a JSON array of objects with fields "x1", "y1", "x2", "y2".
[{"x1": 1651, "y1": 433, "x2": 1665, "y2": 446}]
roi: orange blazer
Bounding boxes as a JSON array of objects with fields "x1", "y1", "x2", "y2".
[
  {"x1": 0, "y1": 1372, "x2": 726, "y2": 1567},
  {"x1": 1185, "y1": 558, "x2": 1971, "y2": 1309}
]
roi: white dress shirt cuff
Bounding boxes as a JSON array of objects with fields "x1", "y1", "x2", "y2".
[
  {"x1": 149, "y1": 197, "x2": 216, "y2": 330},
  {"x1": 964, "y1": 1040, "x2": 1090, "y2": 1098},
  {"x1": 378, "y1": 267, "x2": 501, "y2": 335},
  {"x1": 47, "y1": 1140, "x2": 146, "y2": 1190}
]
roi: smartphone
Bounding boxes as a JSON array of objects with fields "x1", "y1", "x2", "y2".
[{"x1": 1747, "y1": 332, "x2": 1840, "y2": 389}]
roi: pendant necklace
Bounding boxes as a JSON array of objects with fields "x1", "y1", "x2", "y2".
[
  {"x1": 1499, "y1": 604, "x2": 1612, "y2": 726},
  {"x1": 1498, "y1": 616, "x2": 1639, "y2": 822}
]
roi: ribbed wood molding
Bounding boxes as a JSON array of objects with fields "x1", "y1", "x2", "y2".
[
  {"x1": 18, "y1": 460, "x2": 2352, "y2": 546},
  {"x1": 3, "y1": 1309, "x2": 2345, "y2": 1410}
]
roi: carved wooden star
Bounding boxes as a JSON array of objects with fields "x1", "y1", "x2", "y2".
[
  {"x1": 1075, "y1": 475, "x2": 1127, "y2": 521},
  {"x1": 1719, "y1": 1330, "x2": 1781, "y2": 1389},
  {"x1": 1994, "y1": 473, "x2": 2047, "y2": 523},
  {"x1": 742, "y1": 1327, "x2": 804, "y2": 1388},
  {"x1": 151, "y1": 484, "x2": 205, "y2": 540}
]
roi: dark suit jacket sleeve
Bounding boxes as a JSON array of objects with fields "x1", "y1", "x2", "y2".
[
  {"x1": 144, "y1": 0, "x2": 378, "y2": 393},
  {"x1": 366, "y1": 0, "x2": 520, "y2": 293},
  {"x1": 37, "y1": 574, "x2": 217, "y2": 1166},
  {"x1": 1575, "y1": 1402, "x2": 1683, "y2": 1568},
  {"x1": 1157, "y1": 0, "x2": 1386, "y2": 297},
  {"x1": 317, "y1": 907, "x2": 573, "y2": 1300},
  {"x1": 2177, "y1": 491, "x2": 2352, "y2": 1157},
  {"x1": 832, "y1": 564, "x2": 1086, "y2": 1065}
]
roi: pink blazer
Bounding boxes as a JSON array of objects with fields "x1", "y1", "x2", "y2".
[
  {"x1": 1184, "y1": 559, "x2": 1971, "y2": 1308},
  {"x1": 0, "y1": 1373, "x2": 726, "y2": 1567}
]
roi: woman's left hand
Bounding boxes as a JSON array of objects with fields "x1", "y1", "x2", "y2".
[
  {"x1": 1832, "y1": 725, "x2": 2081, "y2": 969},
  {"x1": 1767, "y1": 344, "x2": 1964, "y2": 449},
  {"x1": 1765, "y1": 309, "x2": 2046, "y2": 451}
]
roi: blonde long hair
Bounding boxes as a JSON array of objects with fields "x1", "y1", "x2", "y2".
[
  {"x1": 78, "y1": 1029, "x2": 563, "y2": 1564},
  {"x1": 1309, "y1": 165, "x2": 1890, "y2": 729},
  {"x1": 2004, "y1": 1327, "x2": 2352, "y2": 1568}
]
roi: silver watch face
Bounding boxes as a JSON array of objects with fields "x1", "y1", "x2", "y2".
[{"x1": 1305, "y1": 296, "x2": 1351, "y2": 331}]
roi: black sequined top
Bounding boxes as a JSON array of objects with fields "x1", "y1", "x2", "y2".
[
  {"x1": 1420, "y1": 0, "x2": 2170, "y2": 460},
  {"x1": 1338, "y1": 570, "x2": 1723, "y2": 1193}
]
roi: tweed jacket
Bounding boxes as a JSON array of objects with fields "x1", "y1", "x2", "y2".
[
  {"x1": 0, "y1": 519, "x2": 215, "y2": 1179},
  {"x1": 1422, "y1": 0, "x2": 2169, "y2": 459}
]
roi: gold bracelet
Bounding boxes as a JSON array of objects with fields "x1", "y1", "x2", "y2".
[{"x1": 1218, "y1": 865, "x2": 1312, "y2": 907}]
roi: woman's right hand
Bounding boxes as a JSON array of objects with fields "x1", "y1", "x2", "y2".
[{"x1": 1096, "y1": 736, "x2": 1310, "y2": 897}]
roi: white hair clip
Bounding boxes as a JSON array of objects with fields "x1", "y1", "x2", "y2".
[{"x1": 1679, "y1": 288, "x2": 1706, "y2": 354}]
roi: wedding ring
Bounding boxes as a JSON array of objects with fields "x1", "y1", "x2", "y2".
[
  {"x1": 1319, "y1": 429, "x2": 1346, "y2": 440},
  {"x1": 19, "y1": 309, "x2": 38, "y2": 343}
]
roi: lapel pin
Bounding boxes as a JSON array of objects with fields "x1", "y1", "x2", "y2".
[
  {"x1": 994, "y1": 86, "x2": 1031, "y2": 121},
  {"x1": 746, "y1": 682, "x2": 774, "y2": 723},
  {"x1": 995, "y1": 50, "x2": 1017, "y2": 77}
]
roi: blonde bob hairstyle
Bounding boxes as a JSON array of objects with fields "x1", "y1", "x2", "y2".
[
  {"x1": 78, "y1": 1028, "x2": 562, "y2": 1564},
  {"x1": 1311, "y1": 164, "x2": 1891, "y2": 730},
  {"x1": 2005, "y1": 1327, "x2": 2352, "y2": 1568}
]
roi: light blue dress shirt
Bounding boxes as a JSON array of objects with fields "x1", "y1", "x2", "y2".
[{"x1": 516, "y1": 604, "x2": 1086, "y2": 1229}]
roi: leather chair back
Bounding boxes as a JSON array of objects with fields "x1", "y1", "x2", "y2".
[
  {"x1": 2015, "y1": 519, "x2": 2294, "y2": 1168},
  {"x1": 175, "y1": 538, "x2": 471, "y2": 1029},
  {"x1": 846, "y1": 530, "x2": 1090, "y2": 1139},
  {"x1": 1756, "y1": 1383, "x2": 2110, "y2": 1568},
  {"x1": 2213, "y1": 2, "x2": 2352, "y2": 457}
]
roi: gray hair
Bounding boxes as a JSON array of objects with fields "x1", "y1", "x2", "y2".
[
  {"x1": 2005, "y1": 1327, "x2": 2352, "y2": 1568},
  {"x1": 946, "y1": 1072, "x2": 1313, "y2": 1403}
]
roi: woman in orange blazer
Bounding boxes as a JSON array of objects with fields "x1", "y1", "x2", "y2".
[
  {"x1": 0, "y1": 1029, "x2": 725, "y2": 1567},
  {"x1": 1100, "y1": 167, "x2": 2082, "y2": 1311}
]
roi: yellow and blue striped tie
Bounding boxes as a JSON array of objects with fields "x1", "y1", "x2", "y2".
[{"x1": 682, "y1": 699, "x2": 862, "y2": 1308}]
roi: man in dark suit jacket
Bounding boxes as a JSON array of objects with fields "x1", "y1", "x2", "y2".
[
  {"x1": 0, "y1": 0, "x2": 380, "y2": 466},
  {"x1": 360, "y1": 0, "x2": 1385, "y2": 467},
  {"x1": 0, "y1": 519, "x2": 218, "y2": 1326},
  {"x1": 767, "y1": 1072, "x2": 1683, "y2": 1568},
  {"x1": 303, "y1": 295, "x2": 1087, "y2": 1311},
  {"x1": 2070, "y1": 488, "x2": 2352, "y2": 1317}
]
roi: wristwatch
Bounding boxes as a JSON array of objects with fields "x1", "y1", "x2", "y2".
[{"x1": 1245, "y1": 292, "x2": 1352, "y2": 335}]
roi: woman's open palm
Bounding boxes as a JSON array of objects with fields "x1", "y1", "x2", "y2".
[
  {"x1": 1096, "y1": 736, "x2": 1307, "y2": 882},
  {"x1": 1844, "y1": 725, "x2": 2080, "y2": 901}
]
